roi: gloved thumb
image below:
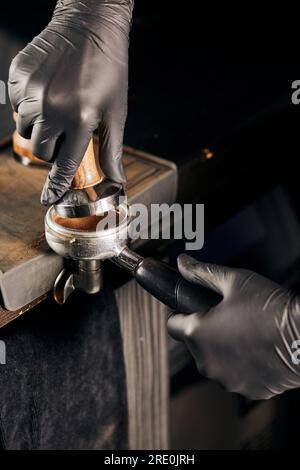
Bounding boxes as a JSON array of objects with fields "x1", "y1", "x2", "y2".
[
  {"x1": 167, "y1": 312, "x2": 201, "y2": 342},
  {"x1": 177, "y1": 254, "x2": 235, "y2": 298}
]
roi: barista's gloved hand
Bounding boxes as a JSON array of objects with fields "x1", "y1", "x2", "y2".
[
  {"x1": 168, "y1": 254, "x2": 300, "y2": 400},
  {"x1": 8, "y1": 0, "x2": 133, "y2": 205}
]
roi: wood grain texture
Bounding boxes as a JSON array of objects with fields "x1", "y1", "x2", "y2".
[
  {"x1": 0, "y1": 150, "x2": 48, "y2": 273},
  {"x1": 0, "y1": 294, "x2": 48, "y2": 330},
  {"x1": 71, "y1": 138, "x2": 103, "y2": 189},
  {"x1": 116, "y1": 279, "x2": 170, "y2": 450}
]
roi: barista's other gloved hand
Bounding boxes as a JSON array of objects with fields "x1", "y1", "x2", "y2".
[
  {"x1": 8, "y1": 0, "x2": 133, "y2": 205},
  {"x1": 168, "y1": 254, "x2": 300, "y2": 400}
]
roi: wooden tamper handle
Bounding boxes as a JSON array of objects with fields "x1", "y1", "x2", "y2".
[
  {"x1": 71, "y1": 139, "x2": 103, "y2": 189},
  {"x1": 12, "y1": 113, "x2": 103, "y2": 190}
]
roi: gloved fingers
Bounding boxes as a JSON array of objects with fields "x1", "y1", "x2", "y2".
[
  {"x1": 15, "y1": 111, "x2": 35, "y2": 140},
  {"x1": 8, "y1": 37, "x2": 59, "y2": 113},
  {"x1": 8, "y1": 47, "x2": 39, "y2": 112},
  {"x1": 99, "y1": 113, "x2": 127, "y2": 184},
  {"x1": 177, "y1": 254, "x2": 235, "y2": 298},
  {"x1": 167, "y1": 311, "x2": 203, "y2": 343},
  {"x1": 168, "y1": 311, "x2": 207, "y2": 375},
  {"x1": 31, "y1": 122, "x2": 59, "y2": 163},
  {"x1": 15, "y1": 100, "x2": 40, "y2": 139},
  {"x1": 8, "y1": 56, "x2": 25, "y2": 112},
  {"x1": 41, "y1": 129, "x2": 92, "y2": 205},
  {"x1": 167, "y1": 313, "x2": 188, "y2": 342},
  {"x1": 8, "y1": 81, "x2": 19, "y2": 114}
]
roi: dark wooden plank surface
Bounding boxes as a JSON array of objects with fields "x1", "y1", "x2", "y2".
[{"x1": 116, "y1": 279, "x2": 169, "y2": 449}]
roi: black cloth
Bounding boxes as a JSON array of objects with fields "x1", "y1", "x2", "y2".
[{"x1": 0, "y1": 284, "x2": 128, "y2": 450}]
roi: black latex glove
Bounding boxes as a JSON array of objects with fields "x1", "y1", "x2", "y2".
[
  {"x1": 168, "y1": 254, "x2": 300, "y2": 400},
  {"x1": 8, "y1": 0, "x2": 133, "y2": 205}
]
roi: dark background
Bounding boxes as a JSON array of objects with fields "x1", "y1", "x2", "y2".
[
  {"x1": 1, "y1": 3, "x2": 299, "y2": 217},
  {"x1": 1, "y1": 1, "x2": 300, "y2": 450},
  {"x1": 1, "y1": 3, "x2": 298, "y2": 163}
]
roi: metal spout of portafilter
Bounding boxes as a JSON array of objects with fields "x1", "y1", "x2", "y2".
[{"x1": 53, "y1": 259, "x2": 103, "y2": 305}]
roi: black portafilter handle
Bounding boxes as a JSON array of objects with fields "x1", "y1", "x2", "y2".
[{"x1": 114, "y1": 249, "x2": 222, "y2": 314}]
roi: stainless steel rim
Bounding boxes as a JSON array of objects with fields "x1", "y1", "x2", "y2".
[
  {"x1": 45, "y1": 204, "x2": 130, "y2": 240},
  {"x1": 53, "y1": 180, "x2": 125, "y2": 218}
]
